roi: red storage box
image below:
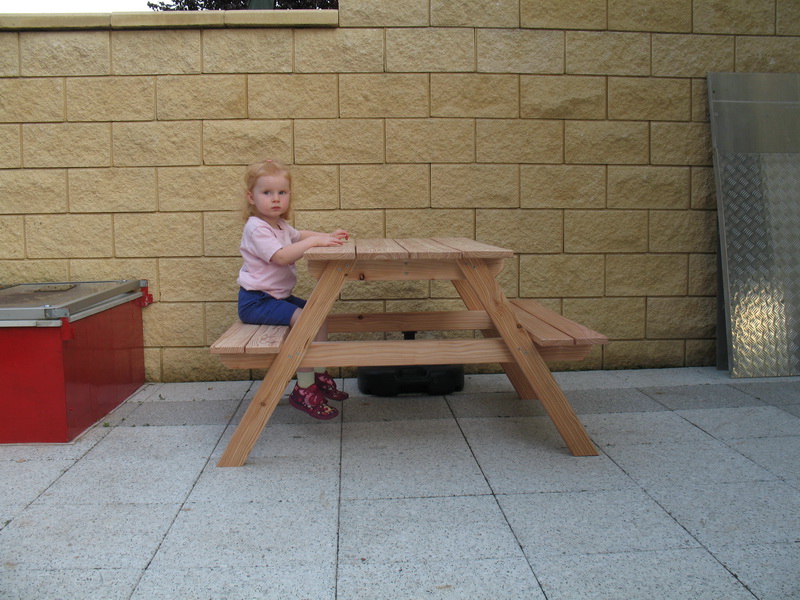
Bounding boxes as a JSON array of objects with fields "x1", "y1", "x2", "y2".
[{"x1": 0, "y1": 280, "x2": 152, "y2": 443}]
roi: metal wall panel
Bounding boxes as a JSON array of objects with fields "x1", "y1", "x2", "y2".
[{"x1": 709, "y1": 73, "x2": 800, "y2": 377}]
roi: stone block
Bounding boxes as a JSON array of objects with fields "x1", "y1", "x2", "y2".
[
  {"x1": 69, "y1": 168, "x2": 157, "y2": 213},
  {"x1": 0, "y1": 33, "x2": 19, "y2": 76},
  {"x1": 691, "y1": 167, "x2": 716, "y2": 209},
  {"x1": 295, "y1": 28, "x2": 384, "y2": 73},
  {"x1": 67, "y1": 76, "x2": 154, "y2": 122},
  {"x1": 205, "y1": 301, "x2": 239, "y2": 346},
  {"x1": 606, "y1": 254, "x2": 688, "y2": 296},
  {"x1": 157, "y1": 75, "x2": 246, "y2": 120},
  {"x1": 521, "y1": 75, "x2": 606, "y2": 119},
  {"x1": 385, "y1": 208, "x2": 475, "y2": 239},
  {"x1": 564, "y1": 210, "x2": 648, "y2": 253},
  {"x1": 608, "y1": 0, "x2": 691, "y2": 32},
  {"x1": 341, "y1": 164, "x2": 429, "y2": 209},
  {"x1": 431, "y1": 74, "x2": 518, "y2": 118},
  {"x1": 162, "y1": 347, "x2": 236, "y2": 383},
  {"x1": 477, "y1": 29, "x2": 563, "y2": 73},
  {"x1": 431, "y1": 164, "x2": 518, "y2": 208},
  {"x1": 735, "y1": 36, "x2": 800, "y2": 72},
  {"x1": 0, "y1": 169, "x2": 66, "y2": 214},
  {"x1": 0, "y1": 259, "x2": 68, "y2": 285},
  {"x1": 143, "y1": 302, "x2": 205, "y2": 347},
  {"x1": 23, "y1": 123, "x2": 111, "y2": 168},
  {"x1": 607, "y1": 166, "x2": 690, "y2": 209},
  {"x1": 202, "y1": 29, "x2": 292, "y2": 74},
  {"x1": 476, "y1": 208, "x2": 562, "y2": 253},
  {"x1": 521, "y1": 165, "x2": 606, "y2": 209},
  {"x1": 386, "y1": 28, "x2": 475, "y2": 72},
  {"x1": 386, "y1": 119, "x2": 474, "y2": 163},
  {"x1": 69, "y1": 258, "x2": 158, "y2": 298},
  {"x1": 112, "y1": 30, "x2": 201, "y2": 75},
  {"x1": 0, "y1": 78, "x2": 64, "y2": 123},
  {"x1": 778, "y1": 0, "x2": 800, "y2": 34},
  {"x1": 115, "y1": 212, "x2": 203, "y2": 258},
  {"x1": 340, "y1": 74, "x2": 429, "y2": 118},
  {"x1": 603, "y1": 340, "x2": 685, "y2": 369},
  {"x1": 608, "y1": 77, "x2": 690, "y2": 121},
  {"x1": 519, "y1": 254, "x2": 605, "y2": 297},
  {"x1": 691, "y1": 78, "x2": 710, "y2": 122},
  {"x1": 521, "y1": 0, "x2": 607, "y2": 30},
  {"x1": 565, "y1": 120, "x2": 649, "y2": 164},
  {"x1": 477, "y1": 119, "x2": 563, "y2": 163},
  {"x1": 290, "y1": 165, "x2": 339, "y2": 211},
  {"x1": 564, "y1": 297, "x2": 646, "y2": 339},
  {"x1": 249, "y1": 74, "x2": 337, "y2": 119},
  {"x1": 686, "y1": 339, "x2": 715, "y2": 366},
  {"x1": 688, "y1": 253, "x2": 716, "y2": 296},
  {"x1": 295, "y1": 209, "x2": 383, "y2": 239},
  {"x1": 113, "y1": 121, "x2": 201, "y2": 167},
  {"x1": 649, "y1": 210, "x2": 717, "y2": 252},
  {"x1": 651, "y1": 122, "x2": 711, "y2": 166},
  {"x1": 157, "y1": 166, "x2": 243, "y2": 212},
  {"x1": 694, "y1": 0, "x2": 775, "y2": 34},
  {"x1": 202, "y1": 120, "x2": 291, "y2": 166},
  {"x1": 566, "y1": 31, "x2": 650, "y2": 76},
  {"x1": 25, "y1": 214, "x2": 112, "y2": 258},
  {"x1": 159, "y1": 257, "x2": 240, "y2": 302},
  {"x1": 0, "y1": 216, "x2": 24, "y2": 259},
  {"x1": 647, "y1": 297, "x2": 716, "y2": 338},
  {"x1": 339, "y1": 0, "x2": 429, "y2": 27},
  {"x1": 0, "y1": 125, "x2": 20, "y2": 168},
  {"x1": 431, "y1": 0, "x2": 518, "y2": 26},
  {"x1": 294, "y1": 119, "x2": 383, "y2": 164},
  {"x1": 20, "y1": 31, "x2": 109, "y2": 76},
  {"x1": 204, "y1": 212, "x2": 241, "y2": 257},
  {"x1": 652, "y1": 34, "x2": 734, "y2": 77}
]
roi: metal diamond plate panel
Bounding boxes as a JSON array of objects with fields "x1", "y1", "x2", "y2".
[{"x1": 709, "y1": 73, "x2": 800, "y2": 378}]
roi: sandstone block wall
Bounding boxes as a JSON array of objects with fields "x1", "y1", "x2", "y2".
[{"x1": 1, "y1": 0, "x2": 799, "y2": 381}]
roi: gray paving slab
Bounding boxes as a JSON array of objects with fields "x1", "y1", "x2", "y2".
[
  {"x1": 646, "y1": 480, "x2": 800, "y2": 552},
  {"x1": 336, "y1": 556, "x2": 546, "y2": 600},
  {"x1": 341, "y1": 419, "x2": 490, "y2": 500},
  {"x1": 639, "y1": 383, "x2": 767, "y2": 409},
  {"x1": 2, "y1": 368, "x2": 799, "y2": 600},
  {"x1": 457, "y1": 416, "x2": 636, "y2": 493},
  {"x1": 531, "y1": 548, "x2": 755, "y2": 600},
  {"x1": 499, "y1": 488, "x2": 699, "y2": 558},
  {"x1": 713, "y1": 542, "x2": 800, "y2": 600}
]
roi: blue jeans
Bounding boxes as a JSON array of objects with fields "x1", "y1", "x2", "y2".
[{"x1": 238, "y1": 288, "x2": 307, "y2": 326}]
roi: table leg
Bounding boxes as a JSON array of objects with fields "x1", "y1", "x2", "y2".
[
  {"x1": 457, "y1": 258, "x2": 597, "y2": 457},
  {"x1": 217, "y1": 260, "x2": 351, "y2": 467},
  {"x1": 451, "y1": 279, "x2": 538, "y2": 400}
]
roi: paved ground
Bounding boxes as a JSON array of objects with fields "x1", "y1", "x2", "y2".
[{"x1": 1, "y1": 367, "x2": 799, "y2": 599}]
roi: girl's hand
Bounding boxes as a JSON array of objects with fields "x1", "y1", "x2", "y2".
[
  {"x1": 312, "y1": 234, "x2": 345, "y2": 247},
  {"x1": 331, "y1": 229, "x2": 350, "y2": 241}
]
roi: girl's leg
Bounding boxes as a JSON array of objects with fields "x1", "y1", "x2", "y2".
[{"x1": 290, "y1": 309, "x2": 348, "y2": 401}]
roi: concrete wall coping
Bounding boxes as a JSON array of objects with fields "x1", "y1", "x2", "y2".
[{"x1": 0, "y1": 9, "x2": 338, "y2": 30}]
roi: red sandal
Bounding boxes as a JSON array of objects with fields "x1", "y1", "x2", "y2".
[
  {"x1": 288, "y1": 383, "x2": 339, "y2": 420},
  {"x1": 315, "y1": 370, "x2": 349, "y2": 401}
]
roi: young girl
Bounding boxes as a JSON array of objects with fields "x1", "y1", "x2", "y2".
[{"x1": 237, "y1": 159, "x2": 350, "y2": 420}]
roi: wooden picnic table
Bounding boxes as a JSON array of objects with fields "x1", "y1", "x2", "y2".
[{"x1": 213, "y1": 237, "x2": 603, "y2": 467}]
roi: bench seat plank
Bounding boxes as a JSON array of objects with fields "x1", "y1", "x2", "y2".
[
  {"x1": 210, "y1": 321, "x2": 261, "y2": 354},
  {"x1": 511, "y1": 299, "x2": 608, "y2": 346}
]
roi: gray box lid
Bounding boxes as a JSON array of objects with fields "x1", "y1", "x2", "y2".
[{"x1": 0, "y1": 280, "x2": 145, "y2": 324}]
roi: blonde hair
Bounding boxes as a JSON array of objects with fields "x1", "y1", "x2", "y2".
[{"x1": 242, "y1": 159, "x2": 293, "y2": 222}]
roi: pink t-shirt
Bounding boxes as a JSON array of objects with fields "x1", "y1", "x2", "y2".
[{"x1": 237, "y1": 217, "x2": 301, "y2": 299}]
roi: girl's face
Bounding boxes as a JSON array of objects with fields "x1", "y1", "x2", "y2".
[{"x1": 247, "y1": 174, "x2": 291, "y2": 225}]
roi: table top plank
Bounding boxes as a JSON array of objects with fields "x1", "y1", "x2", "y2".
[
  {"x1": 304, "y1": 241, "x2": 356, "y2": 262},
  {"x1": 354, "y1": 238, "x2": 409, "y2": 260},
  {"x1": 434, "y1": 237, "x2": 514, "y2": 259},
  {"x1": 394, "y1": 238, "x2": 462, "y2": 260}
]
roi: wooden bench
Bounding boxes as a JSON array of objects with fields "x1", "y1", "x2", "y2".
[{"x1": 210, "y1": 299, "x2": 607, "y2": 370}]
